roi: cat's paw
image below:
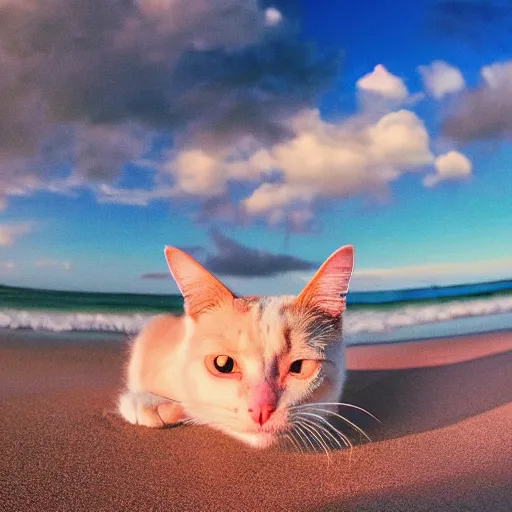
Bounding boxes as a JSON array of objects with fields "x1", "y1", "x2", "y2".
[{"x1": 118, "y1": 391, "x2": 176, "y2": 428}]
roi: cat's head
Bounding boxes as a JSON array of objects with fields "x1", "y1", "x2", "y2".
[{"x1": 165, "y1": 244, "x2": 354, "y2": 448}]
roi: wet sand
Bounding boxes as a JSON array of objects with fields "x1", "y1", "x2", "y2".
[{"x1": 1, "y1": 329, "x2": 511, "y2": 511}]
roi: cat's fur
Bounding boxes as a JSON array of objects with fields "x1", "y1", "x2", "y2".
[{"x1": 119, "y1": 244, "x2": 354, "y2": 448}]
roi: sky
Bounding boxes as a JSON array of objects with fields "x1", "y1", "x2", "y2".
[{"x1": 1, "y1": 0, "x2": 512, "y2": 295}]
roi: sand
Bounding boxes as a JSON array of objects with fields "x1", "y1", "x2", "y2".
[{"x1": 1, "y1": 328, "x2": 511, "y2": 512}]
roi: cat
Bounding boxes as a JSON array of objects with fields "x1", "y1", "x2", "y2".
[{"x1": 119, "y1": 244, "x2": 354, "y2": 449}]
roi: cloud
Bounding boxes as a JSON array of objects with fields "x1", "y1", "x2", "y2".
[
  {"x1": 195, "y1": 195, "x2": 247, "y2": 225},
  {"x1": 443, "y1": 60, "x2": 512, "y2": 141},
  {"x1": 96, "y1": 183, "x2": 172, "y2": 206},
  {"x1": 167, "y1": 149, "x2": 230, "y2": 197},
  {"x1": 34, "y1": 260, "x2": 72, "y2": 271},
  {"x1": 0, "y1": 223, "x2": 32, "y2": 247},
  {"x1": 235, "y1": 108, "x2": 434, "y2": 221},
  {"x1": 356, "y1": 65, "x2": 409, "y2": 100},
  {"x1": 423, "y1": 151, "x2": 472, "y2": 187},
  {"x1": 141, "y1": 230, "x2": 317, "y2": 279},
  {"x1": 264, "y1": 7, "x2": 282, "y2": 26},
  {"x1": 72, "y1": 124, "x2": 151, "y2": 183},
  {"x1": 481, "y1": 61, "x2": 512, "y2": 89},
  {"x1": 141, "y1": 272, "x2": 170, "y2": 280},
  {"x1": 205, "y1": 230, "x2": 317, "y2": 277},
  {"x1": 0, "y1": 0, "x2": 339, "y2": 207},
  {"x1": 418, "y1": 60, "x2": 465, "y2": 99},
  {"x1": 242, "y1": 183, "x2": 313, "y2": 222}
]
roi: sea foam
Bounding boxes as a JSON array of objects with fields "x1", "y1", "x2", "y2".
[
  {"x1": 2, "y1": 294, "x2": 512, "y2": 335},
  {"x1": 0, "y1": 310, "x2": 152, "y2": 334}
]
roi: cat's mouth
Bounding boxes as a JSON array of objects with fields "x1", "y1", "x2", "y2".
[
  {"x1": 228, "y1": 429, "x2": 284, "y2": 448},
  {"x1": 225, "y1": 415, "x2": 291, "y2": 448}
]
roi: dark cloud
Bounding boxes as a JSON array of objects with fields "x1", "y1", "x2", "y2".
[
  {"x1": 140, "y1": 272, "x2": 170, "y2": 280},
  {"x1": 194, "y1": 195, "x2": 247, "y2": 225},
  {"x1": 141, "y1": 230, "x2": 317, "y2": 279},
  {"x1": 172, "y1": 41, "x2": 339, "y2": 150},
  {"x1": 0, "y1": 0, "x2": 340, "y2": 209},
  {"x1": 204, "y1": 229, "x2": 317, "y2": 277},
  {"x1": 442, "y1": 72, "x2": 512, "y2": 141},
  {"x1": 0, "y1": 0, "x2": 338, "y2": 157},
  {"x1": 443, "y1": 90, "x2": 512, "y2": 142}
]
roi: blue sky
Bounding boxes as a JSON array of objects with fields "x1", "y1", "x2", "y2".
[{"x1": 1, "y1": 0, "x2": 512, "y2": 294}]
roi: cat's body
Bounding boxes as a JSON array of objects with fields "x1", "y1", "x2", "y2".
[{"x1": 119, "y1": 245, "x2": 354, "y2": 448}]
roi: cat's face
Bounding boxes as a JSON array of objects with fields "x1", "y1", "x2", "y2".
[{"x1": 165, "y1": 245, "x2": 354, "y2": 448}]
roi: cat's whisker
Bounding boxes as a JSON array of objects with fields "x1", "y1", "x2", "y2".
[
  {"x1": 280, "y1": 432, "x2": 290, "y2": 450},
  {"x1": 289, "y1": 402, "x2": 381, "y2": 424},
  {"x1": 289, "y1": 424, "x2": 307, "y2": 452},
  {"x1": 294, "y1": 412, "x2": 347, "y2": 451},
  {"x1": 285, "y1": 428, "x2": 306, "y2": 454},
  {"x1": 295, "y1": 420, "x2": 331, "y2": 463},
  {"x1": 298, "y1": 415, "x2": 354, "y2": 462},
  {"x1": 293, "y1": 420, "x2": 325, "y2": 457},
  {"x1": 293, "y1": 423, "x2": 316, "y2": 453},
  {"x1": 299, "y1": 417, "x2": 353, "y2": 466},
  {"x1": 282, "y1": 432, "x2": 301, "y2": 453},
  {"x1": 302, "y1": 407, "x2": 372, "y2": 442},
  {"x1": 287, "y1": 421, "x2": 309, "y2": 453},
  {"x1": 289, "y1": 430, "x2": 306, "y2": 454}
]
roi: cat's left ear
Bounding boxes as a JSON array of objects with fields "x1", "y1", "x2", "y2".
[
  {"x1": 164, "y1": 246, "x2": 234, "y2": 319},
  {"x1": 296, "y1": 245, "x2": 354, "y2": 318}
]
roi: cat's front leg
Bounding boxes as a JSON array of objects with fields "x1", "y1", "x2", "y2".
[{"x1": 118, "y1": 391, "x2": 185, "y2": 428}]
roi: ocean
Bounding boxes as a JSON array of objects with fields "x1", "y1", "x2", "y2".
[{"x1": 2, "y1": 281, "x2": 512, "y2": 345}]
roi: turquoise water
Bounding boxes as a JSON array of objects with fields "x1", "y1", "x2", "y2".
[
  {"x1": 0, "y1": 285, "x2": 184, "y2": 313},
  {"x1": 4, "y1": 278, "x2": 512, "y2": 311},
  {"x1": 2, "y1": 282, "x2": 512, "y2": 343}
]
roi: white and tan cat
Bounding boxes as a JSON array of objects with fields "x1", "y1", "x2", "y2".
[{"x1": 119, "y1": 244, "x2": 354, "y2": 448}]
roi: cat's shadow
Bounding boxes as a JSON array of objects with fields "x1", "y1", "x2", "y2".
[{"x1": 333, "y1": 349, "x2": 512, "y2": 445}]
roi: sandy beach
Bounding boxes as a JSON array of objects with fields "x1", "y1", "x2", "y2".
[{"x1": 1, "y1": 329, "x2": 511, "y2": 512}]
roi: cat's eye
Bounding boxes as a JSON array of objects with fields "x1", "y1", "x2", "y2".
[
  {"x1": 205, "y1": 355, "x2": 241, "y2": 378},
  {"x1": 288, "y1": 359, "x2": 320, "y2": 380},
  {"x1": 214, "y1": 355, "x2": 234, "y2": 373},
  {"x1": 289, "y1": 360, "x2": 303, "y2": 373}
]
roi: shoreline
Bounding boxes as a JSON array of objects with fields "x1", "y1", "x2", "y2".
[{"x1": 3, "y1": 311, "x2": 512, "y2": 346}]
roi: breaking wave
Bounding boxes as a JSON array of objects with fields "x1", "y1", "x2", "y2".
[
  {"x1": 2, "y1": 294, "x2": 512, "y2": 335},
  {"x1": 0, "y1": 310, "x2": 153, "y2": 334},
  {"x1": 343, "y1": 295, "x2": 512, "y2": 334}
]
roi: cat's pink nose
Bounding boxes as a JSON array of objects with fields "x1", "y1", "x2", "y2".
[{"x1": 249, "y1": 405, "x2": 276, "y2": 426}]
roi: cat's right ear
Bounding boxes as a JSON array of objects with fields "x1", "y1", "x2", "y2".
[
  {"x1": 296, "y1": 245, "x2": 354, "y2": 318},
  {"x1": 164, "y1": 246, "x2": 234, "y2": 319}
]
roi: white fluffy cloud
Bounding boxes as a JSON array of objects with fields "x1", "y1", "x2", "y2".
[
  {"x1": 0, "y1": 223, "x2": 32, "y2": 247},
  {"x1": 167, "y1": 149, "x2": 229, "y2": 197},
  {"x1": 480, "y1": 61, "x2": 512, "y2": 88},
  {"x1": 265, "y1": 7, "x2": 282, "y2": 26},
  {"x1": 93, "y1": 60, "x2": 472, "y2": 226},
  {"x1": 418, "y1": 61, "x2": 465, "y2": 99},
  {"x1": 238, "y1": 108, "x2": 433, "y2": 219},
  {"x1": 356, "y1": 65, "x2": 409, "y2": 100},
  {"x1": 241, "y1": 183, "x2": 313, "y2": 225},
  {"x1": 423, "y1": 151, "x2": 472, "y2": 187}
]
